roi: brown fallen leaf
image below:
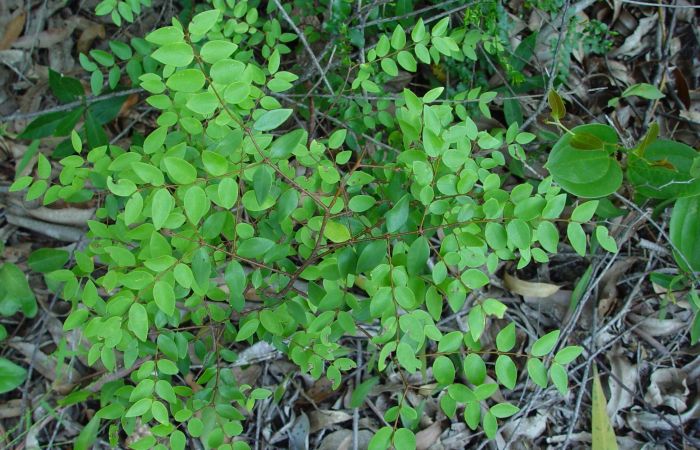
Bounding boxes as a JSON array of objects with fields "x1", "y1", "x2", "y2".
[
  {"x1": 504, "y1": 272, "x2": 560, "y2": 298},
  {"x1": 9, "y1": 341, "x2": 80, "y2": 394},
  {"x1": 308, "y1": 409, "x2": 352, "y2": 433},
  {"x1": 416, "y1": 421, "x2": 443, "y2": 450},
  {"x1": 0, "y1": 9, "x2": 26, "y2": 50},
  {"x1": 76, "y1": 23, "x2": 105, "y2": 54}
]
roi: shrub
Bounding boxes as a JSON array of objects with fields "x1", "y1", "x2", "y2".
[{"x1": 15, "y1": 2, "x2": 697, "y2": 449}]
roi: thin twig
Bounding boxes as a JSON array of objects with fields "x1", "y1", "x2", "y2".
[
  {"x1": 271, "y1": 0, "x2": 335, "y2": 96},
  {"x1": 0, "y1": 87, "x2": 143, "y2": 122}
]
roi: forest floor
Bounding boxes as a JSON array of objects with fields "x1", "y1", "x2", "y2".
[{"x1": 0, "y1": 0, "x2": 699, "y2": 449}]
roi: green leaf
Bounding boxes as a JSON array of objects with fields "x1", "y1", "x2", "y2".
[
  {"x1": 253, "y1": 109, "x2": 293, "y2": 131},
  {"x1": 396, "y1": 342, "x2": 421, "y2": 373},
  {"x1": 627, "y1": 140, "x2": 700, "y2": 199},
  {"x1": 152, "y1": 43, "x2": 194, "y2": 67},
  {"x1": 151, "y1": 188, "x2": 174, "y2": 230},
  {"x1": 350, "y1": 376, "x2": 379, "y2": 408},
  {"x1": 218, "y1": 178, "x2": 238, "y2": 209},
  {"x1": 393, "y1": 428, "x2": 416, "y2": 450},
  {"x1": 548, "y1": 90, "x2": 566, "y2": 120},
  {"x1": 496, "y1": 323, "x2": 516, "y2": 352},
  {"x1": 0, "y1": 358, "x2": 27, "y2": 394},
  {"x1": 396, "y1": 50, "x2": 417, "y2": 72},
  {"x1": 368, "y1": 426, "x2": 393, "y2": 450},
  {"x1": 164, "y1": 157, "x2": 197, "y2": 184},
  {"x1": 328, "y1": 129, "x2": 347, "y2": 149},
  {"x1": 536, "y1": 221, "x2": 559, "y2": 253},
  {"x1": 506, "y1": 219, "x2": 531, "y2": 250},
  {"x1": 483, "y1": 411, "x2": 498, "y2": 439},
  {"x1": 184, "y1": 186, "x2": 209, "y2": 225},
  {"x1": 260, "y1": 309, "x2": 283, "y2": 335},
  {"x1": 406, "y1": 236, "x2": 429, "y2": 276},
  {"x1": 490, "y1": 402, "x2": 520, "y2": 418},
  {"x1": 126, "y1": 398, "x2": 153, "y2": 417},
  {"x1": 189, "y1": 9, "x2": 220, "y2": 35},
  {"x1": 670, "y1": 195, "x2": 700, "y2": 272},
  {"x1": 495, "y1": 355, "x2": 517, "y2": 389},
  {"x1": 595, "y1": 226, "x2": 618, "y2": 253},
  {"x1": 461, "y1": 269, "x2": 489, "y2": 289},
  {"x1": 554, "y1": 345, "x2": 583, "y2": 365},
  {"x1": 380, "y1": 58, "x2": 398, "y2": 76},
  {"x1": 224, "y1": 82, "x2": 251, "y2": 104},
  {"x1": 128, "y1": 303, "x2": 149, "y2": 341},
  {"x1": 237, "y1": 237, "x2": 274, "y2": 259},
  {"x1": 622, "y1": 83, "x2": 664, "y2": 100},
  {"x1": 549, "y1": 362, "x2": 568, "y2": 394},
  {"x1": 468, "y1": 305, "x2": 485, "y2": 341},
  {"x1": 348, "y1": 195, "x2": 376, "y2": 212},
  {"x1": 200, "y1": 40, "x2": 238, "y2": 64},
  {"x1": 0, "y1": 263, "x2": 37, "y2": 318},
  {"x1": 527, "y1": 358, "x2": 548, "y2": 388},
  {"x1": 390, "y1": 24, "x2": 406, "y2": 49},
  {"x1": 546, "y1": 124, "x2": 622, "y2": 198},
  {"x1": 236, "y1": 319, "x2": 259, "y2": 341},
  {"x1": 63, "y1": 309, "x2": 89, "y2": 331},
  {"x1": 531, "y1": 330, "x2": 560, "y2": 357},
  {"x1": 166, "y1": 68, "x2": 205, "y2": 92},
  {"x1": 269, "y1": 129, "x2": 305, "y2": 159},
  {"x1": 253, "y1": 167, "x2": 272, "y2": 205},
  {"x1": 571, "y1": 200, "x2": 599, "y2": 222},
  {"x1": 186, "y1": 92, "x2": 219, "y2": 115},
  {"x1": 356, "y1": 240, "x2": 386, "y2": 273},
  {"x1": 153, "y1": 281, "x2": 175, "y2": 316},
  {"x1": 74, "y1": 416, "x2": 100, "y2": 450},
  {"x1": 28, "y1": 248, "x2": 69, "y2": 273},
  {"x1": 146, "y1": 26, "x2": 184, "y2": 45},
  {"x1": 463, "y1": 353, "x2": 486, "y2": 385},
  {"x1": 324, "y1": 221, "x2": 351, "y2": 243},
  {"x1": 567, "y1": 223, "x2": 587, "y2": 257},
  {"x1": 386, "y1": 194, "x2": 410, "y2": 232},
  {"x1": 433, "y1": 356, "x2": 455, "y2": 385}
]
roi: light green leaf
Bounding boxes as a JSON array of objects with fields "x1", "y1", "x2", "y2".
[
  {"x1": 622, "y1": 83, "x2": 664, "y2": 100},
  {"x1": 567, "y1": 222, "x2": 587, "y2": 257},
  {"x1": 393, "y1": 428, "x2": 416, "y2": 450},
  {"x1": 166, "y1": 69, "x2": 205, "y2": 92},
  {"x1": 0, "y1": 358, "x2": 27, "y2": 394},
  {"x1": 152, "y1": 43, "x2": 194, "y2": 67},
  {"x1": 200, "y1": 40, "x2": 238, "y2": 64},
  {"x1": 463, "y1": 353, "x2": 486, "y2": 385},
  {"x1": 189, "y1": 9, "x2": 221, "y2": 35},
  {"x1": 554, "y1": 345, "x2": 583, "y2": 365},
  {"x1": 151, "y1": 188, "x2": 174, "y2": 230},
  {"x1": 495, "y1": 355, "x2": 517, "y2": 389},
  {"x1": 527, "y1": 358, "x2": 548, "y2": 388},
  {"x1": 324, "y1": 221, "x2": 351, "y2": 243},
  {"x1": 164, "y1": 157, "x2": 197, "y2": 184},
  {"x1": 496, "y1": 323, "x2": 516, "y2": 352},
  {"x1": 490, "y1": 402, "x2": 520, "y2": 418},
  {"x1": 368, "y1": 426, "x2": 393, "y2": 450},
  {"x1": 433, "y1": 356, "x2": 455, "y2": 385},
  {"x1": 531, "y1": 330, "x2": 560, "y2": 357},
  {"x1": 184, "y1": 186, "x2": 209, "y2": 225},
  {"x1": 153, "y1": 281, "x2": 175, "y2": 316},
  {"x1": 549, "y1": 362, "x2": 568, "y2": 394},
  {"x1": 571, "y1": 200, "x2": 599, "y2": 222},
  {"x1": 253, "y1": 109, "x2": 293, "y2": 131},
  {"x1": 128, "y1": 303, "x2": 148, "y2": 341}
]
